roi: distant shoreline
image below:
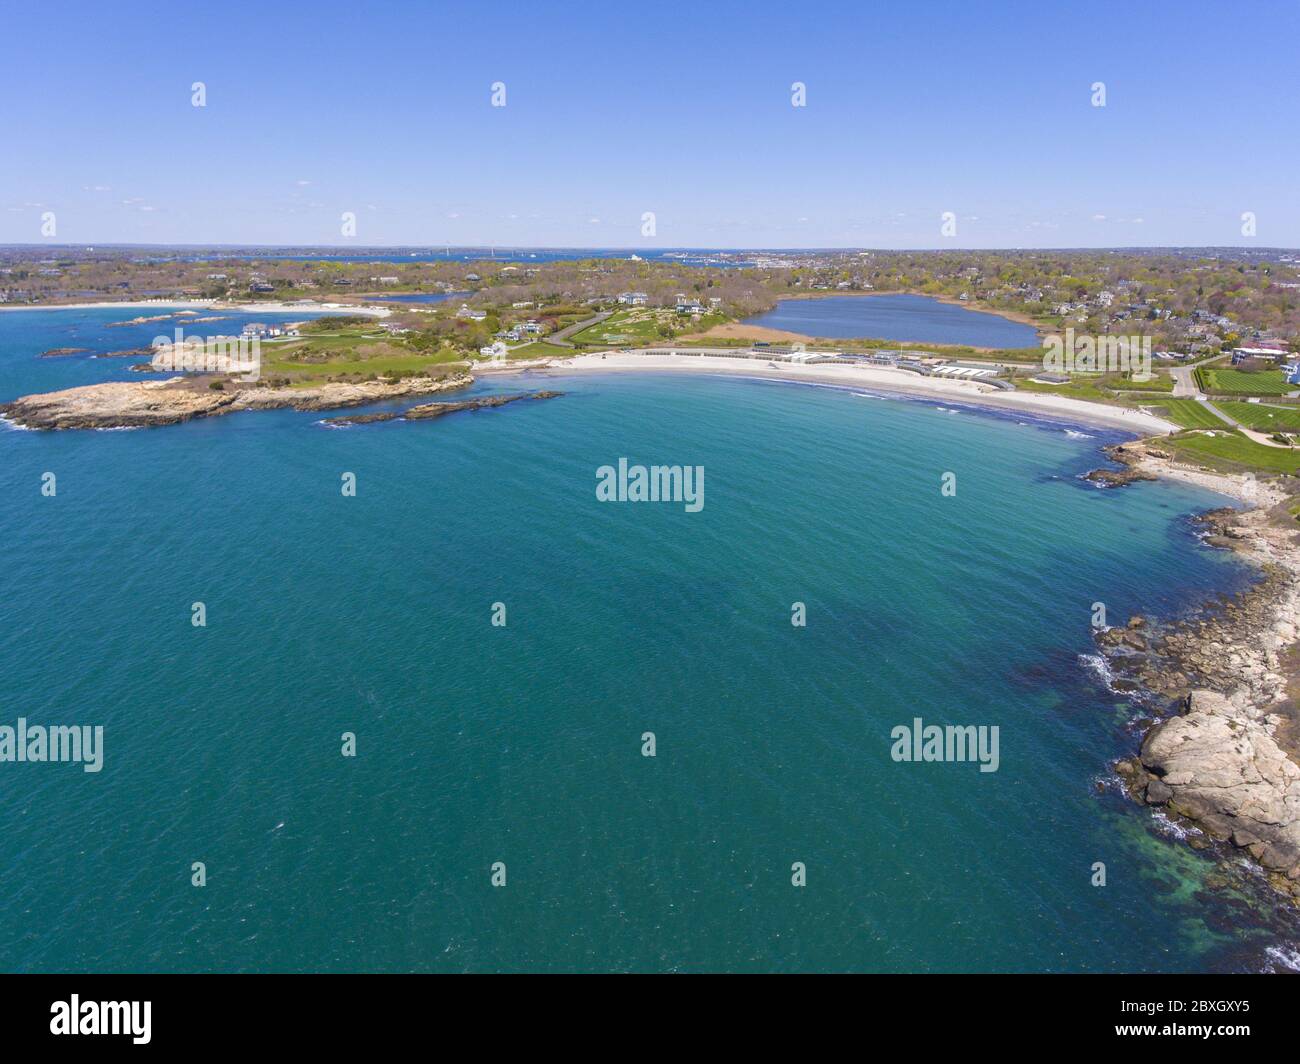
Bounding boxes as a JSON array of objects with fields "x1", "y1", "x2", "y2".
[{"x1": 0, "y1": 299, "x2": 391, "y2": 317}]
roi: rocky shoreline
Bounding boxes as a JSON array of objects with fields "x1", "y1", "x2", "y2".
[
  {"x1": 1087, "y1": 441, "x2": 1300, "y2": 901},
  {"x1": 0, "y1": 372, "x2": 474, "y2": 430},
  {"x1": 322, "y1": 390, "x2": 563, "y2": 426}
]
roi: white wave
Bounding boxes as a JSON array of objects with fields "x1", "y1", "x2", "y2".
[
  {"x1": 0, "y1": 415, "x2": 33, "y2": 431},
  {"x1": 1077, "y1": 652, "x2": 1115, "y2": 686},
  {"x1": 1064, "y1": 428, "x2": 1095, "y2": 439},
  {"x1": 1265, "y1": 944, "x2": 1300, "y2": 971},
  {"x1": 1149, "y1": 809, "x2": 1201, "y2": 841}
]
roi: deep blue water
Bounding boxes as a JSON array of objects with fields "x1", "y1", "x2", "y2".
[
  {"x1": 744, "y1": 294, "x2": 1041, "y2": 348},
  {"x1": 2, "y1": 310, "x2": 1298, "y2": 973}
]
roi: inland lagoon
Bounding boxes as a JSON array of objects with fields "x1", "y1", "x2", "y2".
[{"x1": 743, "y1": 293, "x2": 1041, "y2": 347}]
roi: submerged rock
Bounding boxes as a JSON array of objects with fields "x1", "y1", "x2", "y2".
[
  {"x1": 322, "y1": 390, "x2": 563, "y2": 426},
  {"x1": 1083, "y1": 466, "x2": 1157, "y2": 488},
  {"x1": 1082, "y1": 442, "x2": 1160, "y2": 488}
]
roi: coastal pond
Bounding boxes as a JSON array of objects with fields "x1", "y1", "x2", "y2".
[{"x1": 742, "y1": 293, "x2": 1041, "y2": 348}]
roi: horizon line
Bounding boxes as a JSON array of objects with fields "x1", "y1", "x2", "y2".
[{"x1": 2, "y1": 243, "x2": 1297, "y2": 254}]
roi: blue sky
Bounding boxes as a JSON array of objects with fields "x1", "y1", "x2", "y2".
[{"x1": 3, "y1": 0, "x2": 1296, "y2": 248}]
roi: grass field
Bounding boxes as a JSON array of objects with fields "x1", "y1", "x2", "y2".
[
  {"x1": 1156, "y1": 399, "x2": 1229, "y2": 429},
  {"x1": 1212, "y1": 401, "x2": 1300, "y2": 432},
  {"x1": 1166, "y1": 429, "x2": 1300, "y2": 474},
  {"x1": 264, "y1": 351, "x2": 465, "y2": 379},
  {"x1": 1012, "y1": 376, "x2": 1113, "y2": 401},
  {"x1": 567, "y1": 310, "x2": 662, "y2": 346},
  {"x1": 260, "y1": 323, "x2": 468, "y2": 379},
  {"x1": 1013, "y1": 371, "x2": 1172, "y2": 402},
  {"x1": 1108, "y1": 372, "x2": 1175, "y2": 392},
  {"x1": 502, "y1": 341, "x2": 574, "y2": 359},
  {"x1": 1195, "y1": 366, "x2": 1293, "y2": 396},
  {"x1": 568, "y1": 309, "x2": 729, "y2": 347}
]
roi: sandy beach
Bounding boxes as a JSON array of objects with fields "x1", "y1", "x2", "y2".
[{"x1": 516, "y1": 351, "x2": 1178, "y2": 435}]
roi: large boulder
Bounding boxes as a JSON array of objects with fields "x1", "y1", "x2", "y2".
[{"x1": 1141, "y1": 690, "x2": 1300, "y2": 878}]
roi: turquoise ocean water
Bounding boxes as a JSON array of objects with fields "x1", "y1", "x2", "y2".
[{"x1": 2, "y1": 307, "x2": 1298, "y2": 972}]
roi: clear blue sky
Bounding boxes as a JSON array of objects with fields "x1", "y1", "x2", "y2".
[{"x1": 3, "y1": 0, "x2": 1296, "y2": 248}]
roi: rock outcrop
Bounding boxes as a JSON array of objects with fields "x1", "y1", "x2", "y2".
[
  {"x1": 1082, "y1": 441, "x2": 1160, "y2": 488},
  {"x1": 1138, "y1": 690, "x2": 1300, "y2": 891},
  {"x1": 1, "y1": 373, "x2": 474, "y2": 430},
  {"x1": 1096, "y1": 469, "x2": 1300, "y2": 900},
  {"x1": 322, "y1": 390, "x2": 563, "y2": 426}
]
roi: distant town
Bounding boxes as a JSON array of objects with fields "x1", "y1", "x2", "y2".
[{"x1": 2, "y1": 246, "x2": 1296, "y2": 364}]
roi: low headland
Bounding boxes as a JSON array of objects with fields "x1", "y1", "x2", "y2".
[{"x1": 1, "y1": 371, "x2": 472, "y2": 430}]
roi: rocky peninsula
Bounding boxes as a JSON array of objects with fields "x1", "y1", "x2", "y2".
[
  {"x1": 1, "y1": 372, "x2": 473, "y2": 431},
  {"x1": 1090, "y1": 441, "x2": 1300, "y2": 901},
  {"x1": 322, "y1": 390, "x2": 563, "y2": 426}
]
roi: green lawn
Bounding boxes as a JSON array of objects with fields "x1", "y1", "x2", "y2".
[
  {"x1": 1195, "y1": 366, "x2": 1293, "y2": 395},
  {"x1": 503, "y1": 341, "x2": 575, "y2": 359},
  {"x1": 1108, "y1": 372, "x2": 1175, "y2": 392},
  {"x1": 567, "y1": 310, "x2": 662, "y2": 346},
  {"x1": 1212, "y1": 401, "x2": 1300, "y2": 432},
  {"x1": 1013, "y1": 371, "x2": 1172, "y2": 402},
  {"x1": 264, "y1": 349, "x2": 465, "y2": 379},
  {"x1": 1013, "y1": 375, "x2": 1113, "y2": 402},
  {"x1": 1156, "y1": 399, "x2": 1228, "y2": 429},
  {"x1": 567, "y1": 308, "x2": 729, "y2": 347},
  {"x1": 1166, "y1": 429, "x2": 1300, "y2": 474}
]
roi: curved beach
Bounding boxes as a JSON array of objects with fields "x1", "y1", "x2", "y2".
[{"x1": 502, "y1": 351, "x2": 1179, "y2": 435}]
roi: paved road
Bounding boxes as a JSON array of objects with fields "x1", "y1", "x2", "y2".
[
  {"x1": 1170, "y1": 354, "x2": 1225, "y2": 397},
  {"x1": 546, "y1": 310, "x2": 613, "y2": 348},
  {"x1": 1170, "y1": 365, "x2": 1199, "y2": 397}
]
